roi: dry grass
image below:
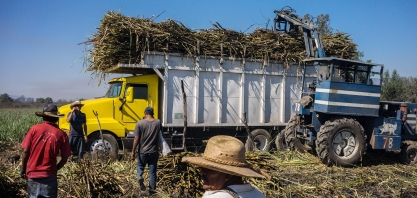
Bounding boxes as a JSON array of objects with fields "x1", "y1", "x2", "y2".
[{"x1": 1, "y1": 144, "x2": 416, "y2": 198}]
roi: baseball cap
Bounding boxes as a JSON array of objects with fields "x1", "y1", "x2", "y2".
[{"x1": 144, "y1": 107, "x2": 154, "y2": 115}]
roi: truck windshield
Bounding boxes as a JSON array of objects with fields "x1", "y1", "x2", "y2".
[{"x1": 105, "y1": 82, "x2": 123, "y2": 98}]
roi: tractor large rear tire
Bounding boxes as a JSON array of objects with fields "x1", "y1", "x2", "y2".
[
  {"x1": 284, "y1": 115, "x2": 311, "y2": 151},
  {"x1": 400, "y1": 141, "x2": 417, "y2": 165},
  {"x1": 315, "y1": 118, "x2": 366, "y2": 167},
  {"x1": 275, "y1": 130, "x2": 289, "y2": 151}
]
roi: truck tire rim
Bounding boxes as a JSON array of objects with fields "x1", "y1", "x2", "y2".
[
  {"x1": 90, "y1": 139, "x2": 112, "y2": 153},
  {"x1": 332, "y1": 130, "x2": 356, "y2": 157},
  {"x1": 254, "y1": 135, "x2": 267, "y2": 150}
]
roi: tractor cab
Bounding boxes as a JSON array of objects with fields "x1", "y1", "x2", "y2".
[{"x1": 299, "y1": 58, "x2": 384, "y2": 117}]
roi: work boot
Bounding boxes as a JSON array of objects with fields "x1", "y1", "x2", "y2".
[
  {"x1": 138, "y1": 178, "x2": 146, "y2": 191},
  {"x1": 147, "y1": 190, "x2": 156, "y2": 197}
]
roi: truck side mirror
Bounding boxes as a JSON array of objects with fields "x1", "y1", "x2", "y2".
[{"x1": 126, "y1": 87, "x2": 134, "y2": 103}]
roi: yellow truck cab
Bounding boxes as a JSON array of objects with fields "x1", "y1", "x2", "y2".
[{"x1": 58, "y1": 74, "x2": 159, "y2": 159}]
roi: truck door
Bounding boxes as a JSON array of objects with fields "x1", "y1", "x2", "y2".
[{"x1": 122, "y1": 84, "x2": 149, "y2": 129}]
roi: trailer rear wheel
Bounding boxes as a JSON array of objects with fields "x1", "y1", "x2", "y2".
[
  {"x1": 245, "y1": 129, "x2": 272, "y2": 151},
  {"x1": 284, "y1": 115, "x2": 311, "y2": 151},
  {"x1": 89, "y1": 134, "x2": 119, "y2": 161},
  {"x1": 315, "y1": 118, "x2": 366, "y2": 167},
  {"x1": 276, "y1": 130, "x2": 289, "y2": 151},
  {"x1": 400, "y1": 142, "x2": 417, "y2": 165}
]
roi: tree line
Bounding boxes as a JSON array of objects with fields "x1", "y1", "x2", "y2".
[
  {"x1": 0, "y1": 93, "x2": 83, "y2": 108},
  {"x1": 382, "y1": 70, "x2": 417, "y2": 102}
]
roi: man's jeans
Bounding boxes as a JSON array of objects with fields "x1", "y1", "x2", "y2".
[
  {"x1": 27, "y1": 177, "x2": 58, "y2": 198},
  {"x1": 69, "y1": 135, "x2": 85, "y2": 159},
  {"x1": 137, "y1": 152, "x2": 159, "y2": 190}
]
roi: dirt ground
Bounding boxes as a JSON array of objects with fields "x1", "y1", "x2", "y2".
[{"x1": 1, "y1": 142, "x2": 417, "y2": 198}]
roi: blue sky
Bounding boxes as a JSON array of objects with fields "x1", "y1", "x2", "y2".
[{"x1": 1, "y1": 0, "x2": 416, "y2": 101}]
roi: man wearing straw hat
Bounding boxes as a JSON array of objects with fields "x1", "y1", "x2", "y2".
[
  {"x1": 21, "y1": 104, "x2": 72, "y2": 198},
  {"x1": 182, "y1": 135, "x2": 266, "y2": 198},
  {"x1": 67, "y1": 100, "x2": 87, "y2": 160}
]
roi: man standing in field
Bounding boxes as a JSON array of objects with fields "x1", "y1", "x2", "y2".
[
  {"x1": 131, "y1": 107, "x2": 161, "y2": 196},
  {"x1": 67, "y1": 101, "x2": 87, "y2": 160},
  {"x1": 21, "y1": 104, "x2": 72, "y2": 198}
]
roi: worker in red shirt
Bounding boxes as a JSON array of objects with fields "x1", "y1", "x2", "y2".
[{"x1": 21, "y1": 104, "x2": 72, "y2": 198}]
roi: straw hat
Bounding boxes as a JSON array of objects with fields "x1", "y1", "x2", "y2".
[
  {"x1": 182, "y1": 135, "x2": 264, "y2": 178},
  {"x1": 70, "y1": 101, "x2": 84, "y2": 109},
  {"x1": 35, "y1": 104, "x2": 64, "y2": 118}
]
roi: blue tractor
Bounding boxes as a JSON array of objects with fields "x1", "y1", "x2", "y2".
[{"x1": 274, "y1": 7, "x2": 417, "y2": 166}]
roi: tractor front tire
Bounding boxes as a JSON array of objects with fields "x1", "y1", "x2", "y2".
[
  {"x1": 276, "y1": 130, "x2": 289, "y2": 151},
  {"x1": 284, "y1": 115, "x2": 311, "y2": 151},
  {"x1": 315, "y1": 118, "x2": 366, "y2": 167}
]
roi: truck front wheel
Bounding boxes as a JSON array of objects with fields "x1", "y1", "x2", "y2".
[
  {"x1": 89, "y1": 134, "x2": 119, "y2": 161},
  {"x1": 315, "y1": 118, "x2": 366, "y2": 167}
]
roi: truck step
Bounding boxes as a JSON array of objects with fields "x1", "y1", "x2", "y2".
[{"x1": 171, "y1": 147, "x2": 185, "y2": 151}]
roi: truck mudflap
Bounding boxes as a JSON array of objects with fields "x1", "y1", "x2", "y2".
[{"x1": 371, "y1": 118, "x2": 402, "y2": 150}]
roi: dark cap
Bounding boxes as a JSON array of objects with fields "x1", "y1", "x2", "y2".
[
  {"x1": 35, "y1": 104, "x2": 64, "y2": 118},
  {"x1": 144, "y1": 107, "x2": 154, "y2": 115}
]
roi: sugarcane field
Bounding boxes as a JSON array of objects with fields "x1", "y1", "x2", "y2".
[{"x1": 2, "y1": 4, "x2": 417, "y2": 198}]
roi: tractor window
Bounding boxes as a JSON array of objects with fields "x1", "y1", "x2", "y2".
[
  {"x1": 346, "y1": 67, "x2": 355, "y2": 83},
  {"x1": 356, "y1": 65, "x2": 369, "y2": 84},
  {"x1": 370, "y1": 66, "x2": 382, "y2": 85},
  {"x1": 332, "y1": 65, "x2": 344, "y2": 82},
  {"x1": 317, "y1": 65, "x2": 330, "y2": 81}
]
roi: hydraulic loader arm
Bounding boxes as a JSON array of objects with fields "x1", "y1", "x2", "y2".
[{"x1": 273, "y1": 7, "x2": 326, "y2": 58}]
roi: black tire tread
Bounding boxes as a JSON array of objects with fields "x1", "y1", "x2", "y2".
[
  {"x1": 253, "y1": 129, "x2": 272, "y2": 151},
  {"x1": 284, "y1": 116, "x2": 310, "y2": 151},
  {"x1": 275, "y1": 130, "x2": 289, "y2": 151},
  {"x1": 101, "y1": 134, "x2": 119, "y2": 161},
  {"x1": 400, "y1": 141, "x2": 417, "y2": 165},
  {"x1": 315, "y1": 118, "x2": 366, "y2": 167}
]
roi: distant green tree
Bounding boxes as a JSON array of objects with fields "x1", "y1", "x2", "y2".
[
  {"x1": 56, "y1": 99, "x2": 69, "y2": 106},
  {"x1": 26, "y1": 97, "x2": 34, "y2": 103},
  {"x1": 36, "y1": 98, "x2": 45, "y2": 103},
  {"x1": 381, "y1": 69, "x2": 405, "y2": 102},
  {"x1": 303, "y1": 13, "x2": 332, "y2": 36},
  {"x1": 15, "y1": 95, "x2": 26, "y2": 103},
  {"x1": 45, "y1": 97, "x2": 53, "y2": 104},
  {"x1": 402, "y1": 76, "x2": 417, "y2": 103},
  {"x1": 0, "y1": 93, "x2": 13, "y2": 103}
]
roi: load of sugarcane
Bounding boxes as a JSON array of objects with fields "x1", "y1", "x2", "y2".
[{"x1": 82, "y1": 11, "x2": 359, "y2": 82}]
